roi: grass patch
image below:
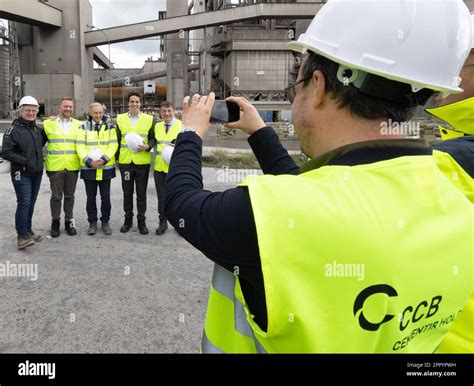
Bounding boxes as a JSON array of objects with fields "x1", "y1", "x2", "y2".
[{"x1": 203, "y1": 149, "x2": 306, "y2": 169}]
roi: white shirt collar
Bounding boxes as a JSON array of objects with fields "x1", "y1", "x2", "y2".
[
  {"x1": 57, "y1": 116, "x2": 72, "y2": 123},
  {"x1": 128, "y1": 111, "x2": 141, "y2": 119},
  {"x1": 165, "y1": 118, "x2": 176, "y2": 126}
]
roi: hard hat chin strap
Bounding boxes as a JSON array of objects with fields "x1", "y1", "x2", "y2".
[{"x1": 336, "y1": 64, "x2": 434, "y2": 107}]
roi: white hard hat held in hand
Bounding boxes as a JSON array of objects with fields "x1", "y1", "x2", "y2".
[
  {"x1": 88, "y1": 149, "x2": 103, "y2": 160},
  {"x1": 125, "y1": 132, "x2": 144, "y2": 153},
  {"x1": 19, "y1": 96, "x2": 39, "y2": 107},
  {"x1": 161, "y1": 145, "x2": 174, "y2": 165},
  {"x1": 288, "y1": 0, "x2": 472, "y2": 94}
]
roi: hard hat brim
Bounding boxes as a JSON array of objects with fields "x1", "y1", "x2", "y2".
[{"x1": 287, "y1": 40, "x2": 464, "y2": 95}]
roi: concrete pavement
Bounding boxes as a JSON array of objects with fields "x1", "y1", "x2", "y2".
[{"x1": 0, "y1": 167, "x2": 241, "y2": 353}]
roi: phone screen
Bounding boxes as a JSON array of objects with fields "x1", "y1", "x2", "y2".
[{"x1": 210, "y1": 100, "x2": 240, "y2": 123}]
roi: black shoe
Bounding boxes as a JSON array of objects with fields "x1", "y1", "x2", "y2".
[
  {"x1": 120, "y1": 220, "x2": 133, "y2": 233},
  {"x1": 155, "y1": 218, "x2": 168, "y2": 235},
  {"x1": 87, "y1": 222, "x2": 97, "y2": 236},
  {"x1": 50, "y1": 219, "x2": 60, "y2": 238},
  {"x1": 65, "y1": 220, "x2": 77, "y2": 236},
  {"x1": 102, "y1": 223, "x2": 112, "y2": 236},
  {"x1": 138, "y1": 221, "x2": 149, "y2": 235}
]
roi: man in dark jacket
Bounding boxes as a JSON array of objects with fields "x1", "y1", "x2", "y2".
[{"x1": 0, "y1": 96, "x2": 46, "y2": 250}]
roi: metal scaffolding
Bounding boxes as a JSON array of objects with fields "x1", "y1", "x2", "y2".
[{"x1": 8, "y1": 22, "x2": 22, "y2": 115}]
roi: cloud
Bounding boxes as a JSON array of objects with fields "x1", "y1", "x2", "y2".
[{"x1": 90, "y1": 0, "x2": 167, "y2": 68}]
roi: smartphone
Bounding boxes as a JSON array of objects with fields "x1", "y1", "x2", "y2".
[{"x1": 210, "y1": 100, "x2": 240, "y2": 123}]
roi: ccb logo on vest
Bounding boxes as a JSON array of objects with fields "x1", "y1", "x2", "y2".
[{"x1": 353, "y1": 284, "x2": 448, "y2": 351}]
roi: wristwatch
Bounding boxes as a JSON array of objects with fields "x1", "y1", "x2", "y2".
[{"x1": 181, "y1": 127, "x2": 196, "y2": 133}]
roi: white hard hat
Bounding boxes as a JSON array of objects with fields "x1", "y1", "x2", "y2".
[
  {"x1": 88, "y1": 149, "x2": 103, "y2": 160},
  {"x1": 19, "y1": 96, "x2": 39, "y2": 107},
  {"x1": 288, "y1": 0, "x2": 472, "y2": 94},
  {"x1": 161, "y1": 145, "x2": 174, "y2": 165},
  {"x1": 125, "y1": 132, "x2": 144, "y2": 153}
]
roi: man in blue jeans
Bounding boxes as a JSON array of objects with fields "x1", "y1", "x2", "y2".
[{"x1": 1, "y1": 96, "x2": 46, "y2": 250}]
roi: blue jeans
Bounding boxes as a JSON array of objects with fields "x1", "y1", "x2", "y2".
[
  {"x1": 11, "y1": 174, "x2": 42, "y2": 237},
  {"x1": 84, "y1": 179, "x2": 111, "y2": 224}
]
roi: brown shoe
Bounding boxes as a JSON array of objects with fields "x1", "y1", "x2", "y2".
[
  {"x1": 27, "y1": 231, "x2": 42, "y2": 242},
  {"x1": 17, "y1": 236, "x2": 35, "y2": 250}
]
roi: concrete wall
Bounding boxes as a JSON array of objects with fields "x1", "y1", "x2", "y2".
[
  {"x1": 0, "y1": 41, "x2": 9, "y2": 117},
  {"x1": 225, "y1": 50, "x2": 290, "y2": 92},
  {"x1": 23, "y1": 73, "x2": 75, "y2": 115},
  {"x1": 166, "y1": 0, "x2": 189, "y2": 108},
  {"x1": 16, "y1": 0, "x2": 93, "y2": 117}
]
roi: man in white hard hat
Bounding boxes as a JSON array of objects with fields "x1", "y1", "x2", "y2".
[
  {"x1": 0, "y1": 96, "x2": 46, "y2": 250},
  {"x1": 426, "y1": 12, "x2": 474, "y2": 177},
  {"x1": 163, "y1": 0, "x2": 473, "y2": 353},
  {"x1": 424, "y1": 12, "x2": 474, "y2": 354}
]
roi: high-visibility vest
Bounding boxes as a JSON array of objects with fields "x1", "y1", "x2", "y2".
[
  {"x1": 202, "y1": 152, "x2": 473, "y2": 353},
  {"x1": 154, "y1": 120, "x2": 182, "y2": 173},
  {"x1": 117, "y1": 112, "x2": 153, "y2": 165},
  {"x1": 426, "y1": 97, "x2": 474, "y2": 139},
  {"x1": 43, "y1": 118, "x2": 82, "y2": 172},
  {"x1": 428, "y1": 98, "x2": 474, "y2": 353},
  {"x1": 430, "y1": 98, "x2": 474, "y2": 354},
  {"x1": 76, "y1": 121, "x2": 118, "y2": 181}
]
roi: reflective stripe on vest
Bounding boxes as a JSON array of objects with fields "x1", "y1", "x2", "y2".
[
  {"x1": 44, "y1": 119, "x2": 82, "y2": 171},
  {"x1": 202, "y1": 264, "x2": 266, "y2": 354},
  {"x1": 117, "y1": 113, "x2": 153, "y2": 165},
  {"x1": 203, "y1": 153, "x2": 473, "y2": 353},
  {"x1": 154, "y1": 120, "x2": 182, "y2": 173}
]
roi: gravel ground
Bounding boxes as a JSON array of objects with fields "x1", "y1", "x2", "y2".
[{"x1": 0, "y1": 167, "x2": 244, "y2": 353}]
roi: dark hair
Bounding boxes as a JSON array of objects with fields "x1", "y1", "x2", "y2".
[
  {"x1": 128, "y1": 92, "x2": 142, "y2": 102},
  {"x1": 301, "y1": 52, "x2": 416, "y2": 122},
  {"x1": 59, "y1": 97, "x2": 73, "y2": 105},
  {"x1": 160, "y1": 101, "x2": 174, "y2": 109}
]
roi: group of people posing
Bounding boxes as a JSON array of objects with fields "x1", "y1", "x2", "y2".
[{"x1": 1, "y1": 92, "x2": 181, "y2": 250}]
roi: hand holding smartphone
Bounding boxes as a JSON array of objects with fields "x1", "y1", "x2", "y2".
[{"x1": 209, "y1": 100, "x2": 240, "y2": 123}]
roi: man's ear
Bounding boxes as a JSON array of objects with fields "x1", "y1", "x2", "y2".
[{"x1": 312, "y1": 70, "x2": 328, "y2": 109}]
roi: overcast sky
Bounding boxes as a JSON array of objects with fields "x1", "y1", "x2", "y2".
[{"x1": 90, "y1": 0, "x2": 168, "y2": 69}]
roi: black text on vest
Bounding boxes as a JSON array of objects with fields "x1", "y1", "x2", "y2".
[{"x1": 353, "y1": 284, "x2": 442, "y2": 332}]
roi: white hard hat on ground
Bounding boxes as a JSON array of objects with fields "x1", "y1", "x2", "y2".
[
  {"x1": 125, "y1": 132, "x2": 144, "y2": 153},
  {"x1": 161, "y1": 145, "x2": 174, "y2": 165},
  {"x1": 288, "y1": 0, "x2": 472, "y2": 94},
  {"x1": 19, "y1": 96, "x2": 39, "y2": 107}
]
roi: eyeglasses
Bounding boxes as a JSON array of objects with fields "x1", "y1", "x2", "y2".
[{"x1": 284, "y1": 75, "x2": 313, "y2": 103}]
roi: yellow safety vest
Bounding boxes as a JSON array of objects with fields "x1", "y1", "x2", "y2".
[
  {"x1": 154, "y1": 120, "x2": 181, "y2": 173},
  {"x1": 43, "y1": 118, "x2": 82, "y2": 172},
  {"x1": 202, "y1": 152, "x2": 473, "y2": 353},
  {"x1": 427, "y1": 99, "x2": 474, "y2": 353},
  {"x1": 76, "y1": 121, "x2": 118, "y2": 181},
  {"x1": 117, "y1": 112, "x2": 153, "y2": 165},
  {"x1": 426, "y1": 97, "x2": 474, "y2": 139}
]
